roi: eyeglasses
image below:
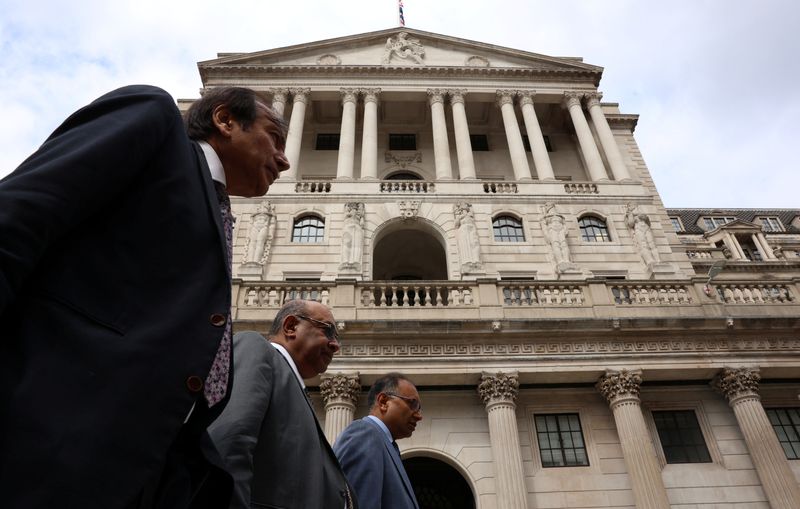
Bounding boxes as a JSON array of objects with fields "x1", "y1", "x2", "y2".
[
  {"x1": 295, "y1": 314, "x2": 340, "y2": 344},
  {"x1": 384, "y1": 392, "x2": 422, "y2": 413}
]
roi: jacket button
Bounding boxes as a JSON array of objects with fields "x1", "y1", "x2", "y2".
[
  {"x1": 210, "y1": 313, "x2": 226, "y2": 327},
  {"x1": 186, "y1": 376, "x2": 204, "y2": 392}
]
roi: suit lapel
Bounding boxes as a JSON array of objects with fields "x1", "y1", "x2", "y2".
[{"x1": 370, "y1": 419, "x2": 419, "y2": 508}]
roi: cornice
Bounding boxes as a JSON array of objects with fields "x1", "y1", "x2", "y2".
[{"x1": 606, "y1": 114, "x2": 639, "y2": 132}]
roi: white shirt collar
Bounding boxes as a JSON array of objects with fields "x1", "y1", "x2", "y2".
[
  {"x1": 366, "y1": 415, "x2": 394, "y2": 443},
  {"x1": 268, "y1": 341, "x2": 305, "y2": 389},
  {"x1": 198, "y1": 140, "x2": 226, "y2": 186}
]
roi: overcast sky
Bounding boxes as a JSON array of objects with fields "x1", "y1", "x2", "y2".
[{"x1": 1, "y1": 0, "x2": 797, "y2": 208}]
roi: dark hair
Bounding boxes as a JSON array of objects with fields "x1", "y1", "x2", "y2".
[
  {"x1": 367, "y1": 373, "x2": 413, "y2": 409},
  {"x1": 184, "y1": 87, "x2": 286, "y2": 140},
  {"x1": 267, "y1": 299, "x2": 309, "y2": 338}
]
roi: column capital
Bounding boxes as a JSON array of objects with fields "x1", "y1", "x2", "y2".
[
  {"x1": 320, "y1": 372, "x2": 361, "y2": 407},
  {"x1": 340, "y1": 88, "x2": 358, "y2": 105},
  {"x1": 478, "y1": 371, "x2": 519, "y2": 406},
  {"x1": 713, "y1": 367, "x2": 761, "y2": 405},
  {"x1": 427, "y1": 88, "x2": 445, "y2": 105},
  {"x1": 517, "y1": 91, "x2": 536, "y2": 106},
  {"x1": 563, "y1": 91, "x2": 584, "y2": 109},
  {"x1": 448, "y1": 89, "x2": 467, "y2": 104},
  {"x1": 290, "y1": 88, "x2": 311, "y2": 104},
  {"x1": 496, "y1": 89, "x2": 517, "y2": 107},
  {"x1": 597, "y1": 369, "x2": 642, "y2": 406},
  {"x1": 360, "y1": 88, "x2": 381, "y2": 104},
  {"x1": 584, "y1": 91, "x2": 603, "y2": 108},
  {"x1": 270, "y1": 88, "x2": 289, "y2": 103}
]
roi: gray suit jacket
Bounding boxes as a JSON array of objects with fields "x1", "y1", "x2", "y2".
[
  {"x1": 334, "y1": 418, "x2": 419, "y2": 509},
  {"x1": 208, "y1": 331, "x2": 352, "y2": 509}
]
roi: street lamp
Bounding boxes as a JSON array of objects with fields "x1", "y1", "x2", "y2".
[{"x1": 703, "y1": 259, "x2": 727, "y2": 297}]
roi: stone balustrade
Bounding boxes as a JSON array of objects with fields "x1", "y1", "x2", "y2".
[
  {"x1": 500, "y1": 283, "x2": 585, "y2": 306},
  {"x1": 563, "y1": 182, "x2": 599, "y2": 194},
  {"x1": 715, "y1": 283, "x2": 795, "y2": 304},
  {"x1": 609, "y1": 283, "x2": 693, "y2": 305},
  {"x1": 240, "y1": 283, "x2": 332, "y2": 308},
  {"x1": 379, "y1": 180, "x2": 435, "y2": 193},
  {"x1": 482, "y1": 182, "x2": 518, "y2": 194},
  {"x1": 359, "y1": 282, "x2": 474, "y2": 307},
  {"x1": 295, "y1": 181, "x2": 332, "y2": 193}
]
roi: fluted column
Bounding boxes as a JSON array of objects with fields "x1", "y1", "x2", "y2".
[
  {"x1": 564, "y1": 92, "x2": 608, "y2": 181},
  {"x1": 359, "y1": 88, "x2": 380, "y2": 180},
  {"x1": 597, "y1": 370, "x2": 670, "y2": 509},
  {"x1": 478, "y1": 372, "x2": 527, "y2": 509},
  {"x1": 497, "y1": 90, "x2": 532, "y2": 181},
  {"x1": 753, "y1": 233, "x2": 776, "y2": 259},
  {"x1": 270, "y1": 88, "x2": 288, "y2": 117},
  {"x1": 449, "y1": 89, "x2": 476, "y2": 180},
  {"x1": 284, "y1": 88, "x2": 310, "y2": 179},
  {"x1": 518, "y1": 92, "x2": 555, "y2": 180},
  {"x1": 585, "y1": 92, "x2": 631, "y2": 181},
  {"x1": 336, "y1": 89, "x2": 358, "y2": 180},
  {"x1": 713, "y1": 368, "x2": 800, "y2": 509},
  {"x1": 320, "y1": 373, "x2": 361, "y2": 444},
  {"x1": 428, "y1": 89, "x2": 453, "y2": 180}
]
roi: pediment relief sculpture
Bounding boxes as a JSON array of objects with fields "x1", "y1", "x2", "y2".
[
  {"x1": 316, "y1": 54, "x2": 341, "y2": 65},
  {"x1": 465, "y1": 55, "x2": 490, "y2": 67},
  {"x1": 382, "y1": 32, "x2": 425, "y2": 65}
]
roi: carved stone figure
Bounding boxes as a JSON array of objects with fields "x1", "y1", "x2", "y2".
[
  {"x1": 542, "y1": 202, "x2": 575, "y2": 273},
  {"x1": 453, "y1": 202, "x2": 482, "y2": 272},
  {"x1": 382, "y1": 32, "x2": 425, "y2": 65},
  {"x1": 625, "y1": 203, "x2": 661, "y2": 265},
  {"x1": 243, "y1": 201, "x2": 276, "y2": 265},
  {"x1": 398, "y1": 200, "x2": 420, "y2": 220},
  {"x1": 339, "y1": 202, "x2": 365, "y2": 271}
]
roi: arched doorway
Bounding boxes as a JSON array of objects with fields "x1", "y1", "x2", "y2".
[
  {"x1": 404, "y1": 457, "x2": 475, "y2": 509},
  {"x1": 372, "y1": 222, "x2": 447, "y2": 281}
]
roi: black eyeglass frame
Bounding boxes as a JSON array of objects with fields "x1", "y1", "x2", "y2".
[
  {"x1": 383, "y1": 392, "x2": 422, "y2": 413},
  {"x1": 295, "y1": 314, "x2": 340, "y2": 343}
]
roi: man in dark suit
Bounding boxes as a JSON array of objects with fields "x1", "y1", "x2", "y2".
[
  {"x1": 0, "y1": 85, "x2": 289, "y2": 508},
  {"x1": 334, "y1": 373, "x2": 422, "y2": 509},
  {"x1": 208, "y1": 299, "x2": 356, "y2": 509}
]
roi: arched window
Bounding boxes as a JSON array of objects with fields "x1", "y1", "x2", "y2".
[
  {"x1": 578, "y1": 216, "x2": 611, "y2": 242},
  {"x1": 492, "y1": 215, "x2": 525, "y2": 242},
  {"x1": 386, "y1": 171, "x2": 422, "y2": 181},
  {"x1": 292, "y1": 216, "x2": 325, "y2": 243}
]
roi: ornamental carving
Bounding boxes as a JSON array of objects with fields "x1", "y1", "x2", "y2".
[
  {"x1": 453, "y1": 201, "x2": 482, "y2": 272},
  {"x1": 382, "y1": 31, "x2": 425, "y2": 65},
  {"x1": 583, "y1": 91, "x2": 603, "y2": 108},
  {"x1": 563, "y1": 91, "x2": 584, "y2": 109},
  {"x1": 465, "y1": 55, "x2": 490, "y2": 67},
  {"x1": 496, "y1": 90, "x2": 516, "y2": 107},
  {"x1": 319, "y1": 373, "x2": 361, "y2": 406},
  {"x1": 713, "y1": 367, "x2": 760, "y2": 403},
  {"x1": 316, "y1": 54, "x2": 341, "y2": 65},
  {"x1": 290, "y1": 88, "x2": 311, "y2": 104},
  {"x1": 360, "y1": 88, "x2": 381, "y2": 104},
  {"x1": 625, "y1": 203, "x2": 661, "y2": 266},
  {"x1": 427, "y1": 88, "x2": 445, "y2": 105},
  {"x1": 448, "y1": 89, "x2": 467, "y2": 104},
  {"x1": 518, "y1": 92, "x2": 536, "y2": 106},
  {"x1": 270, "y1": 88, "x2": 288, "y2": 104},
  {"x1": 339, "y1": 202, "x2": 365, "y2": 272},
  {"x1": 596, "y1": 369, "x2": 642, "y2": 405},
  {"x1": 384, "y1": 151, "x2": 422, "y2": 167},
  {"x1": 478, "y1": 372, "x2": 519, "y2": 406},
  {"x1": 398, "y1": 200, "x2": 421, "y2": 219},
  {"x1": 340, "y1": 88, "x2": 358, "y2": 104},
  {"x1": 242, "y1": 201, "x2": 276, "y2": 265}
]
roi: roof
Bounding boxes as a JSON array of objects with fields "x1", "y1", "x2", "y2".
[{"x1": 666, "y1": 209, "x2": 800, "y2": 234}]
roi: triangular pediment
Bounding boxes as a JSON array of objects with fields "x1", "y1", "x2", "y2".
[
  {"x1": 704, "y1": 219, "x2": 763, "y2": 238},
  {"x1": 200, "y1": 27, "x2": 601, "y2": 77}
]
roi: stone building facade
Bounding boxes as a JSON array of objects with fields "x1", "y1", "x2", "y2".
[{"x1": 180, "y1": 28, "x2": 800, "y2": 508}]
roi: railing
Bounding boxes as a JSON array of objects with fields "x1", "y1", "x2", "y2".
[
  {"x1": 715, "y1": 283, "x2": 795, "y2": 304},
  {"x1": 499, "y1": 283, "x2": 586, "y2": 306},
  {"x1": 359, "y1": 282, "x2": 474, "y2": 307},
  {"x1": 564, "y1": 182, "x2": 599, "y2": 194},
  {"x1": 380, "y1": 180, "x2": 435, "y2": 193},
  {"x1": 240, "y1": 283, "x2": 332, "y2": 308},
  {"x1": 609, "y1": 283, "x2": 693, "y2": 305},
  {"x1": 295, "y1": 181, "x2": 332, "y2": 193},
  {"x1": 482, "y1": 182, "x2": 518, "y2": 194}
]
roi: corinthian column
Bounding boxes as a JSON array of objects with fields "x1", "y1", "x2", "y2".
[
  {"x1": 564, "y1": 92, "x2": 608, "y2": 181},
  {"x1": 270, "y1": 88, "x2": 288, "y2": 117},
  {"x1": 336, "y1": 89, "x2": 358, "y2": 180},
  {"x1": 284, "y1": 88, "x2": 310, "y2": 180},
  {"x1": 497, "y1": 91, "x2": 532, "y2": 181},
  {"x1": 359, "y1": 88, "x2": 380, "y2": 180},
  {"x1": 518, "y1": 93, "x2": 555, "y2": 180},
  {"x1": 478, "y1": 372, "x2": 527, "y2": 509},
  {"x1": 449, "y1": 89, "x2": 476, "y2": 180},
  {"x1": 597, "y1": 370, "x2": 670, "y2": 509},
  {"x1": 320, "y1": 372, "x2": 361, "y2": 444},
  {"x1": 713, "y1": 368, "x2": 800, "y2": 509},
  {"x1": 584, "y1": 92, "x2": 631, "y2": 181},
  {"x1": 428, "y1": 89, "x2": 453, "y2": 180}
]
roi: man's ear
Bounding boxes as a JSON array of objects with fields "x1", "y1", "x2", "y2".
[
  {"x1": 282, "y1": 314, "x2": 299, "y2": 340},
  {"x1": 211, "y1": 105, "x2": 235, "y2": 138}
]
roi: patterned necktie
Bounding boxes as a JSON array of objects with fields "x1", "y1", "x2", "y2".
[{"x1": 205, "y1": 181, "x2": 233, "y2": 407}]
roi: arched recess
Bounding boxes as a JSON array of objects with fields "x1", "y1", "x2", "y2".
[
  {"x1": 402, "y1": 448, "x2": 479, "y2": 509},
  {"x1": 385, "y1": 170, "x2": 423, "y2": 180},
  {"x1": 371, "y1": 218, "x2": 448, "y2": 281}
]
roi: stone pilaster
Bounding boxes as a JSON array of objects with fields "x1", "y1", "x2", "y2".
[
  {"x1": 518, "y1": 92, "x2": 555, "y2": 180},
  {"x1": 284, "y1": 88, "x2": 310, "y2": 179},
  {"x1": 427, "y1": 89, "x2": 453, "y2": 180},
  {"x1": 713, "y1": 368, "x2": 800, "y2": 509},
  {"x1": 270, "y1": 88, "x2": 288, "y2": 117},
  {"x1": 320, "y1": 372, "x2": 361, "y2": 444},
  {"x1": 597, "y1": 370, "x2": 670, "y2": 509},
  {"x1": 359, "y1": 88, "x2": 380, "y2": 180},
  {"x1": 496, "y1": 90, "x2": 532, "y2": 181},
  {"x1": 584, "y1": 92, "x2": 631, "y2": 181},
  {"x1": 336, "y1": 89, "x2": 358, "y2": 180},
  {"x1": 563, "y1": 92, "x2": 608, "y2": 181},
  {"x1": 478, "y1": 372, "x2": 527, "y2": 509},
  {"x1": 448, "y1": 89, "x2": 477, "y2": 180}
]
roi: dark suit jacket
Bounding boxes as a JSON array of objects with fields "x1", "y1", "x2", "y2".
[
  {"x1": 208, "y1": 331, "x2": 354, "y2": 509},
  {"x1": 0, "y1": 85, "x2": 232, "y2": 508},
  {"x1": 334, "y1": 418, "x2": 419, "y2": 509}
]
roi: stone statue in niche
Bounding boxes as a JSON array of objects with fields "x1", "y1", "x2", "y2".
[
  {"x1": 625, "y1": 203, "x2": 661, "y2": 266},
  {"x1": 382, "y1": 32, "x2": 425, "y2": 65},
  {"x1": 243, "y1": 201, "x2": 276, "y2": 265},
  {"x1": 339, "y1": 202, "x2": 365, "y2": 271},
  {"x1": 542, "y1": 202, "x2": 576, "y2": 273},
  {"x1": 453, "y1": 201, "x2": 482, "y2": 272}
]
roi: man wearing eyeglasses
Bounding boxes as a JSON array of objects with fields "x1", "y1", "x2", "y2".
[
  {"x1": 334, "y1": 373, "x2": 422, "y2": 509},
  {"x1": 208, "y1": 299, "x2": 355, "y2": 509}
]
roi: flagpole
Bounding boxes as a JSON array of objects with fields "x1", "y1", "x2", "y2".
[{"x1": 398, "y1": 0, "x2": 405, "y2": 27}]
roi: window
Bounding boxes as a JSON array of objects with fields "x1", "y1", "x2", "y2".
[
  {"x1": 470, "y1": 134, "x2": 489, "y2": 151},
  {"x1": 522, "y1": 135, "x2": 553, "y2": 152},
  {"x1": 670, "y1": 217, "x2": 683, "y2": 232},
  {"x1": 652, "y1": 410, "x2": 712, "y2": 464},
  {"x1": 578, "y1": 216, "x2": 611, "y2": 242},
  {"x1": 702, "y1": 217, "x2": 735, "y2": 230},
  {"x1": 534, "y1": 413, "x2": 589, "y2": 467},
  {"x1": 493, "y1": 216, "x2": 525, "y2": 242},
  {"x1": 292, "y1": 216, "x2": 325, "y2": 243},
  {"x1": 386, "y1": 172, "x2": 421, "y2": 181},
  {"x1": 389, "y1": 134, "x2": 416, "y2": 150},
  {"x1": 315, "y1": 133, "x2": 340, "y2": 150},
  {"x1": 766, "y1": 408, "x2": 800, "y2": 459},
  {"x1": 760, "y1": 217, "x2": 784, "y2": 232}
]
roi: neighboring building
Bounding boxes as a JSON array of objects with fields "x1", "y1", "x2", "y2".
[{"x1": 181, "y1": 28, "x2": 800, "y2": 509}]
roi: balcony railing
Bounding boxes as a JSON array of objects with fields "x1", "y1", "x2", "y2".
[{"x1": 379, "y1": 180, "x2": 435, "y2": 193}]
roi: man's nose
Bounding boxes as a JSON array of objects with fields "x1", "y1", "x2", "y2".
[{"x1": 276, "y1": 153, "x2": 290, "y2": 172}]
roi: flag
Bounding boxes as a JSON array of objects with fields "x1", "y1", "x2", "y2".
[{"x1": 399, "y1": 0, "x2": 405, "y2": 26}]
